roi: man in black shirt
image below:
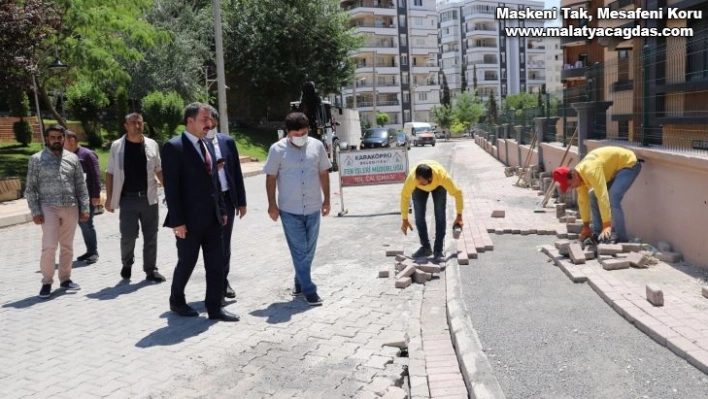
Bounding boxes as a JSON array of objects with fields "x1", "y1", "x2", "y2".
[{"x1": 105, "y1": 113, "x2": 166, "y2": 282}]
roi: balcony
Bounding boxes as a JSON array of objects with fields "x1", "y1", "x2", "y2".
[
  {"x1": 608, "y1": 0, "x2": 633, "y2": 11},
  {"x1": 468, "y1": 55, "x2": 498, "y2": 65},
  {"x1": 344, "y1": 1, "x2": 396, "y2": 11},
  {"x1": 561, "y1": 66, "x2": 587, "y2": 81}
]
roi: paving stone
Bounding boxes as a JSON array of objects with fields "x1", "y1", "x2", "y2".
[
  {"x1": 380, "y1": 386, "x2": 408, "y2": 399},
  {"x1": 646, "y1": 284, "x2": 664, "y2": 307},
  {"x1": 381, "y1": 332, "x2": 409, "y2": 350},
  {"x1": 598, "y1": 243, "x2": 623, "y2": 256},
  {"x1": 656, "y1": 251, "x2": 683, "y2": 263},
  {"x1": 583, "y1": 250, "x2": 596, "y2": 260},
  {"x1": 555, "y1": 239, "x2": 570, "y2": 256},
  {"x1": 378, "y1": 267, "x2": 390, "y2": 278},
  {"x1": 626, "y1": 252, "x2": 649, "y2": 268},
  {"x1": 413, "y1": 270, "x2": 432, "y2": 284},
  {"x1": 395, "y1": 277, "x2": 412, "y2": 289},
  {"x1": 394, "y1": 254, "x2": 407, "y2": 262},
  {"x1": 567, "y1": 233, "x2": 578, "y2": 240},
  {"x1": 415, "y1": 264, "x2": 441, "y2": 274},
  {"x1": 601, "y1": 258, "x2": 630, "y2": 271},
  {"x1": 568, "y1": 243, "x2": 586, "y2": 265},
  {"x1": 491, "y1": 210, "x2": 505, "y2": 218},
  {"x1": 555, "y1": 203, "x2": 566, "y2": 218},
  {"x1": 395, "y1": 265, "x2": 416, "y2": 280},
  {"x1": 621, "y1": 242, "x2": 642, "y2": 252},
  {"x1": 386, "y1": 249, "x2": 404, "y2": 257},
  {"x1": 703, "y1": 286, "x2": 708, "y2": 299},
  {"x1": 657, "y1": 241, "x2": 672, "y2": 252},
  {"x1": 566, "y1": 223, "x2": 583, "y2": 234}
]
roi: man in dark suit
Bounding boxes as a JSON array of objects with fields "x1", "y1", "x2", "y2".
[
  {"x1": 206, "y1": 107, "x2": 247, "y2": 300},
  {"x1": 161, "y1": 102, "x2": 239, "y2": 322}
]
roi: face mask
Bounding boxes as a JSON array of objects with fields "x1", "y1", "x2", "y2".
[
  {"x1": 290, "y1": 135, "x2": 308, "y2": 147},
  {"x1": 206, "y1": 129, "x2": 217, "y2": 139}
]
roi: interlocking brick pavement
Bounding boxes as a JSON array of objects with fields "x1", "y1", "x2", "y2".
[{"x1": 0, "y1": 168, "x2": 427, "y2": 398}]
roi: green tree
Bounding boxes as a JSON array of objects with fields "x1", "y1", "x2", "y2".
[
  {"x1": 65, "y1": 79, "x2": 109, "y2": 147},
  {"x1": 376, "y1": 112, "x2": 390, "y2": 127},
  {"x1": 141, "y1": 91, "x2": 185, "y2": 142},
  {"x1": 440, "y1": 73, "x2": 451, "y2": 106},
  {"x1": 450, "y1": 119, "x2": 467, "y2": 135},
  {"x1": 504, "y1": 92, "x2": 537, "y2": 116},
  {"x1": 487, "y1": 91, "x2": 499, "y2": 125},
  {"x1": 224, "y1": 0, "x2": 362, "y2": 116},
  {"x1": 454, "y1": 92, "x2": 485, "y2": 127},
  {"x1": 460, "y1": 62, "x2": 468, "y2": 93},
  {"x1": 472, "y1": 64, "x2": 478, "y2": 93},
  {"x1": 431, "y1": 105, "x2": 454, "y2": 130},
  {"x1": 11, "y1": 92, "x2": 33, "y2": 146}
]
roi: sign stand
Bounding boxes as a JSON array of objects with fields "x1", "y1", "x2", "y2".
[{"x1": 337, "y1": 147, "x2": 409, "y2": 217}]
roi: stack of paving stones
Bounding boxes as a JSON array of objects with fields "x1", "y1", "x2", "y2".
[{"x1": 381, "y1": 251, "x2": 441, "y2": 289}]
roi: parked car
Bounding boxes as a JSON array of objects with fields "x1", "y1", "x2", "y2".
[
  {"x1": 403, "y1": 122, "x2": 436, "y2": 147},
  {"x1": 360, "y1": 127, "x2": 397, "y2": 149},
  {"x1": 396, "y1": 132, "x2": 411, "y2": 150}
]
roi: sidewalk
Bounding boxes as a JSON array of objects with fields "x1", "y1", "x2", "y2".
[
  {"x1": 0, "y1": 162, "x2": 264, "y2": 230},
  {"x1": 448, "y1": 140, "x2": 708, "y2": 378}
]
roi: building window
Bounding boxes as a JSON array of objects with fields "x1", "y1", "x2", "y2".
[
  {"x1": 414, "y1": 0, "x2": 422, "y2": 6},
  {"x1": 402, "y1": 72, "x2": 409, "y2": 84},
  {"x1": 403, "y1": 91, "x2": 410, "y2": 103},
  {"x1": 618, "y1": 121, "x2": 629, "y2": 140},
  {"x1": 686, "y1": 17, "x2": 708, "y2": 81},
  {"x1": 414, "y1": 18, "x2": 423, "y2": 26},
  {"x1": 400, "y1": 34, "x2": 407, "y2": 47},
  {"x1": 404, "y1": 110, "x2": 411, "y2": 122},
  {"x1": 401, "y1": 54, "x2": 408, "y2": 65},
  {"x1": 399, "y1": 15, "x2": 406, "y2": 27},
  {"x1": 618, "y1": 49, "x2": 630, "y2": 82},
  {"x1": 418, "y1": 92, "x2": 428, "y2": 101}
]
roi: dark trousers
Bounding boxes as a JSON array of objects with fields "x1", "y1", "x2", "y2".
[
  {"x1": 222, "y1": 192, "x2": 235, "y2": 286},
  {"x1": 119, "y1": 197, "x2": 159, "y2": 273},
  {"x1": 412, "y1": 186, "x2": 447, "y2": 253},
  {"x1": 78, "y1": 204, "x2": 98, "y2": 255},
  {"x1": 169, "y1": 217, "x2": 225, "y2": 314}
]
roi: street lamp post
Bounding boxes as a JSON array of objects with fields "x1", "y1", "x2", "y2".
[
  {"x1": 213, "y1": 0, "x2": 229, "y2": 135},
  {"x1": 31, "y1": 75, "x2": 45, "y2": 146}
]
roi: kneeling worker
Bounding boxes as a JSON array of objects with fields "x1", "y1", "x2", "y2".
[
  {"x1": 400, "y1": 161, "x2": 464, "y2": 261},
  {"x1": 552, "y1": 146, "x2": 642, "y2": 244}
]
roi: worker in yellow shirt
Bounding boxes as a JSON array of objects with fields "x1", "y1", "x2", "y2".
[
  {"x1": 400, "y1": 161, "x2": 464, "y2": 261},
  {"x1": 552, "y1": 146, "x2": 643, "y2": 244}
]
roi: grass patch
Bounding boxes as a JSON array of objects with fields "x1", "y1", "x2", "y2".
[{"x1": 230, "y1": 127, "x2": 276, "y2": 161}]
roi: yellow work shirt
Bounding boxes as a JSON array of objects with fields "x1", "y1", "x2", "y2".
[
  {"x1": 400, "y1": 160, "x2": 463, "y2": 220},
  {"x1": 576, "y1": 146, "x2": 637, "y2": 224}
]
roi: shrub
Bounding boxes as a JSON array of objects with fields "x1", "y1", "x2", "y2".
[
  {"x1": 141, "y1": 91, "x2": 185, "y2": 142},
  {"x1": 66, "y1": 80, "x2": 109, "y2": 148},
  {"x1": 13, "y1": 120, "x2": 33, "y2": 146}
]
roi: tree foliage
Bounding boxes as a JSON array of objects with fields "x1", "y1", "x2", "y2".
[
  {"x1": 487, "y1": 91, "x2": 499, "y2": 125},
  {"x1": 431, "y1": 105, "x2": 454, "y2": 130},
  {"x1": 66, "y1": 79, "x2": 110, "y2": 147},
  {"x1": 376, "y1": 112, "x2": 390, "y2": 127},
  {"x1": 460, "y1": 63, "x2": 468, "y2": 93},
  {"x1": 440, "y1": 73, "x2": 451, "y2": 106},
  {"x1": 224, "y1": 0, "x2": 362, "y2": 112},
  {"x1": 504, "y1": 92, "x2": 537, "y2": 114},
  {"x1": 454, "y1": 92, "x2": 485, "y2": 127},
  {"x1": 141, "y1": 91, "x2": 185, "y2": 142}
]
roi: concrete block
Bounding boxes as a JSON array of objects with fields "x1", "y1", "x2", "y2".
[
  {"x1": 394, "y1": 254, "x2": 407, "y2": 262},
  {"x1": 385, "y1": 249, "x2": 404, "y2": 257},
  {"x1": 395, "y1": 277, "x2": 412, "y2": 289},
  {"x1": 378, "y1": 267, "x2": 390, "y2": 278},
  {"x1": 395, "y1": 264, "x2": 416, "y2": 280},
  {"x1": 382, "y1": 332, "x2": 410, "y2": 349},
  {"x1": 555, "y1": 239, "x2": 570, "y2": 256},
  {"x1": 413, "y1": 270, "x2": 431, "y2": 284},
  {"x1": 598, "y1": 244, "x2": 623, "y2": 256},
  {"x1": 656, "y1": 251, "x2": 682, "y2": 263},
  {"x1": 601, "y1": 258, "x2": 630, "y2": 271},
  {"x1": 702, "y1": 286, "x2": 708, "y2": 299},
  {"x1": 621, "y1": 242, "x2": 642, "y2": 253},
  {"x1": 568, "y1": 243, "x2": 586, "y2": 264},
  {"x1": 394, "y1": 262, "x2": 406, "y2": 272},
  {"x1": 646, "y1": 284, "x2": 664, "y2": 307},
  {"x1": 657, "y1": 241, "x2": 672, "y2": 252},
  {"x1": 415, "y1": 264, "x2": 441, "y2": 274},
  {"x1": 566, "y1": 223, "x2": 583, "y2": 234},
  {"x1": 556, "y1": 232, "x2": 569, "y2": 239},
  {"x1": 555, "y1": 203, "x2": 566, "y2": 218},
  {"x1": 626, "y1": 252, "x2": 650, "y2": 268},
  {"x1": 568, "y1": 233, "x2": 579, "y2": 240},
  {"x1": 491, "y1": 210, "x2": 505, "y2": 218},
  {"x1": 452, "y1": 226, "x2": 461, "y2": 239},
  {"x1": 584, "y1": 250, "x2": 596, "y2": 260}
]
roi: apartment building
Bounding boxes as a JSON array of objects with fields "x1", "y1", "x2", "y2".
[
  {"x1": 544, "y1": 37, "x2": 563, "y2": 94},
  {"x1": 339, "y1": 0, "x2": 441, "y2": 127},
  {"x1": 437, "y1": 0, "x2": 546, "y2": 101}
]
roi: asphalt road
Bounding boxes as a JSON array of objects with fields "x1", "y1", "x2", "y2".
[{"x1": 458, "y1": 235, "x2": 708, "y2": 399}]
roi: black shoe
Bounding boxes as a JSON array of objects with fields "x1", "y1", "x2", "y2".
[
  {"x1": 170, "y1": 302, "x2": 199, "y2": 317},
  {"x1": 146, "y1": 271, "x2": 166, "y2": 283},
  {"x1": 412, "y1": 247, "x2": 433, "y2": 258},
  {"x1": 224, "y1": 281, "x2": 236, "y2": 299},
  {"x1": 433, "y1": 251, "x2": 445, "y2": 263},
  {"x1": 60, "y1": 280, "x2": 81, "y2": 291},
  {"x1": 305, "y1": 293, "x2": 323, "y2": 306},
  {"x1": 84, "y1": 254, "x2": 99, "y2": 264},
  {"x1": 291, "y1": 282, "x2": 303, "y2": 297},
  {"x1": 208, "y1": 309, "x2": 240, "y2": 322},
  {"x1": 120, "y1": 266, "x2": 132, "y2": 280},
  {"x1": 38, "y1": 284, "x2": 51, "y2": 299},
  {"x1": 76, "y1": 253, "x2": 91, "y2": 261}
]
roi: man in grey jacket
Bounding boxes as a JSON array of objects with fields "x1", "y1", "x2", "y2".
[{"x1": 25, "y1": 125, "x2": 90, "y2": 299}]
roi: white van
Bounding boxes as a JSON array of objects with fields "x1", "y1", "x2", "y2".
[{"x1": 403, "y1": 122, "x2": 436, "y2": 147}]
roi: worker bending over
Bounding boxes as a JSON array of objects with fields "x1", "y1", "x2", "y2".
[
  {"x1": 552, "y1": 146, "x2": 642, "y2": 244},
  {"x1": 400, "y1": 161, "x2": 464, "y2": 261}
]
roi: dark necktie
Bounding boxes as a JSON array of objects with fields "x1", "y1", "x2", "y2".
[{"x1": 198, "y1": 139, "x2": 212, "y2": 174}]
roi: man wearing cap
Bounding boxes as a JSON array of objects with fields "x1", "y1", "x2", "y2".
[{"x1": 552, "y1": 146, "x2": 642, "y2": 243}]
